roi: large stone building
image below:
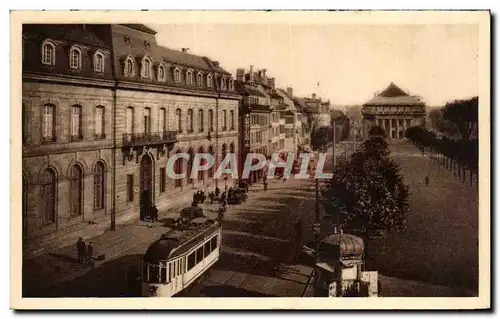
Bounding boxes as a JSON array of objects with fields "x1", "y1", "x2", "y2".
[
  {"x1": 295, "y1": 94, "x2": 331, "y2": 129},
  {"x1": 22, "y1": 24, "x2": 240, "y2": 251},
  {"x1": 361, "y1": 82, "x2": 426, "y2": 139}
]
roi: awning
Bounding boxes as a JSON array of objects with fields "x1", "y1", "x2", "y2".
[
  {"x1": 317, "y1": 262, "x2": 335, "y2": 273},
  {"x1": 340, "y1": 258, "x2": 363, "y2": 267}
]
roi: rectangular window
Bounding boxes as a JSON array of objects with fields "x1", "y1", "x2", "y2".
[
  {"x1": 160, "y1": 265, "x2": 167, "y2": 283},
  {"x1": 169, "y1": 262, "x2": 174, "y2": 281},
  {"x1": 126, "y1": 107, "x2": 134, "y2": 134},
  {"x1": 188, "y1": 253, "x2": 196, "y2": 270},
  {"x1": 196, "y1": 247, "x2": 204, "y2": 264},
  {"x1": 126, "y1": 174, "x2": 134, "y2": 202},
  {"x1": 210, "y1": 235, "x2": 218, "y2": 252},
  {"x1": 42, "y1": 104, "x2": 55, "y2": 141},
  {"x1": 159, "y1": 108, "x2": 166, "y2": 132},
  {"x1": 95, "y1": 106, "x2": 104, "y2": 138},
  {"x1": 204, "y1": 241, "x2": 210, "y2": 257},
  {"x1": 159, "y1": 167, "x2": 166, "y2": 193},
  {"x1": 148, "y1": 264, "x2": 159, "y2": 283},
  {"x1": 71, "y1": 106, "x2": 82, "y2": 140}
]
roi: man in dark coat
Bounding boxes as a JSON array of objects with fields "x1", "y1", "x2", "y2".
[
  {"x1": 86, "y1": 242, "x2": 95, "y2": 267},
  {"x1": 150, "y1": 203, "x2": 159, "y2": 222},
  {"x1": 76, "y1": 237, "x2": 86, "y2": 264}
]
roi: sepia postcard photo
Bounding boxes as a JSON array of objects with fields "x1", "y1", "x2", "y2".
[{"x1": 10, "y1": 10, "x2": 491, "y2": 310}]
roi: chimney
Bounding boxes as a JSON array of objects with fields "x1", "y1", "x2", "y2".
[
  {"x1": 312, "y1": 93, "x2": 317, "y2": 100},
  {"x1": 286, "y1": 87, "x2": 293, "y2": 97},
  {"x1": 236, "y1": 68, "x2": 245, "y2": 82},
  {"x1": 181, "y1": 47, "x2": 189, "y2": 53},
  {"x1": 268, "y1": 77, "x2": 275, "y2": 89}
]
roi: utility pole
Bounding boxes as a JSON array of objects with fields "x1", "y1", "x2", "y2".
[
  {"x1": 332, "y1": 118, "x2": 336, "y2": 168},
  {"x1": 352, "y1": 119, "x2": 356, "y2": 154}
]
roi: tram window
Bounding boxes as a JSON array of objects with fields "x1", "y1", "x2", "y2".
[
  {"x1": 169, "y1": 262, "x2": 174, "y2": 280},
  {"x1": 149, "y1": 264, "x2": 160, "y2": 283},
  {"x1": 211, "y1": 235, "x2": 218, "y2": 252},
  {"x1": 196, "y1": 247, "x2": 203, "y2": 264},
  {"x1": 160, "y1": 265, "x2": 167, "y2": 283},
  {"x1": 188, "y1": 253, "x2": 195, "y2": 270},
  {"x1": 204, "y1": 241, "x2": 210, "y2": 257}
]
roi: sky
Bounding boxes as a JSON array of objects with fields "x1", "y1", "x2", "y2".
[{"x1": 150, "y1": 23, "x2": 478, "y2": 107}]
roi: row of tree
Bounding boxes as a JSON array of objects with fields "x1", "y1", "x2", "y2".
[{"x1": 322, "y1": 126, "x2": 409, "y2": 264}]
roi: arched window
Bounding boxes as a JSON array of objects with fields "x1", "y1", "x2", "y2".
[
  {"x1": 196, "y1": 72, "x2": 202, "y2": 86},
  {"x1": 187, "y1": 109, "x2": 193, "y2": 133},
  {"x1": 208, "y1": 145, "x2": 214, "y2": 178},
  {"x1": 186, "y1": 70, "x2": 193, "y2": 85},
  {"x1": 41, "y1": 168, "x2": 56, "y2": 224},
  {"x1": 222, "y1": 110, "x2": 227, "y2": 131},
  {"x1": 175, "y1": 108, "x2": 182, "y2": 133},
  {"x1": 229, "y1": 78, "x2": 234, "y2": 91},
  {"x1": 174, "y1": 149, "x2": 183, "y2": 188},
  {"x1": 41, "y1": 40, "x2": 55, "y2": 66},
  {"x1": 124, "y1": 57, "x2": 134, "y2": 77},
  {"x1": 142, "y1": 57, "x2": 152, "y2": 79},
  {"x1": 94, "y1": 161, "x2": 105, "y2": 210},
  {"x1": 208, "y1": 109, "x2": 214, "y2": 132},
  {"x1": 221, "y1": 77, "x2": 226, "y2": 90},
  {"x1": 94, "y1": 51, "x2": 104, "y2": 73},
  {"x1": 69, "y1": 46, "x2": 82, "y2": 70},
  {"x1": 230, "y1": 110, "x2": 235, "y2": 130},
  {"x1": 207, "y1": 74, "x2": 213, "y2": 88},
  {"x1": 230, "y1": 142, "x2": 235, "y2": 154},
  {"x1": 70, "y1": 164, "x2": 83, "y2": 216},
  {"x1": 174, "y1": 68, "x2": 181, "y2": 83},
  {"x1": 186, "y1": 148, "x2": 194, "y2": 184},
  {"x1": 71, "y1": 105, "x2": 82, "y2": 140},
  {"x1": 198, "y1": 109, "x2": 204, "y2": 132},
  {"x1": 157, "y1": 64, "x2": 166, "y2": 82},
  {"x1": 42, "y1": 104, "x2": 55, "y2": 142}
]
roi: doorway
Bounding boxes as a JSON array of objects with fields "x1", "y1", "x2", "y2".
[{"x1": 139, "y1": 154, "x2": 153, "y2": 220}]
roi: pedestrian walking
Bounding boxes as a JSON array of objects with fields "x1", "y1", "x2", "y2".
[
  {"x1": 76, "y1": 237, "x2": 86, "y2": 264},
  {"x1": 150, "y1": 203, "x2": 159, "y2": 222},
  {"x1": 215, "y1": 186, "x2": 220, "y2": 198},
  {"x1": 86, "y1": 241, "x2": 95, "y2": 267},
  {"x1": 424, "y1": 175, "x2": 430, "y2": 186}
]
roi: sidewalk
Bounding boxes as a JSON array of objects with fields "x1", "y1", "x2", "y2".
[{"x1": 22, "y1": 179, "x2": 268, "y2": 297}]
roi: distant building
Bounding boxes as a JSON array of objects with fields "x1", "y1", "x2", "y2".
[
  {"x1": 361, "y1": 82, "x2": 426, "y2": 139},
  {"x1": 295, "y1": 93, "x2": 331, "y2": 129}
]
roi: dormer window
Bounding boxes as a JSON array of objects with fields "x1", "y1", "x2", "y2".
[
  {"x1": 229, "y1": 78, "x2": 234, "y2": 91},
  {"x1": 174, "y1": 67, "x2": 181, "y2": 83},
  {"x1": 124, "y1": 57, "x2": 135, "y2": 77},
  {"x1": 41, "y1": 39, "x2": 56, "y2": 66},
  {"x1": 69, "y1": 46, "x2": 82, "y2": 70},
  {"x1": 93, "y1": 51, "x2": 105, "y2": 73},
  {"x1": 124, "y1": 35, "x2": 131, "y2": 44},
  {"x1": 220, "y1": 77, "x2": 227, "y2": 90},
  {"x1": 157, "y1": 63, "x2": 166, "y2": 82},
  {"x1": 207, "y1": 74, "x2": 213, "y2": 88},
  {"x1": 141, "y1": 56, "x2": 152, "y2": 79},
  {"x1": 144, "y1": 40, "x2": 150, "y2": 49},
  {"x1": 196, "y1": 72, "x2": 202, "y2": 86},
  {"x1": 186, "y1": 70, "x2": 193, "y2": 85}
]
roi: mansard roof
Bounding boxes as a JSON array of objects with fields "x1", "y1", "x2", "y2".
[{"x1": 364, "y1": 82, "x2": 425, "y2": 106}]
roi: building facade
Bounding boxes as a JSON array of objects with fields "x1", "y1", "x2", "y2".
[
  {"x1": 361, "y1": 83, "x2": 426, "y2": 139},
  {"x1": 22, "y1": 24, "x2": 240, "y2": 248},
  {"x1": 22, "y1": 24, "x2": 116, "y2": 241}
]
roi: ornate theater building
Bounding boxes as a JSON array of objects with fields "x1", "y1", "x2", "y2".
[{"x1": 362, "y1": 82, "x2": 426, "y2": 139}]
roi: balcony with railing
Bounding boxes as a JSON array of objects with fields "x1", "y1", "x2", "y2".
[{"x1": 122, "y1": 131, "x2": 178, "y2": 147}]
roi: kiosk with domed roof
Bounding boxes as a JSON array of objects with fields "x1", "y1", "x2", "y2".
[{"x1": 306, "y1": 230, "x2": 379, "y2": 297}]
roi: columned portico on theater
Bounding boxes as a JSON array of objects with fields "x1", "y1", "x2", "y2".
[{"x1": 362, "y1": 82, "x2": 426, "y2": 139}]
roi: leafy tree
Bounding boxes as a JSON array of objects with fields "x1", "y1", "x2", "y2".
[
  {"x1": 322, "y1": 135, "x2": 409, "y2": 263},
  {"x1": 427, "y1": 107, "x2": 444, "y2": 131},
  {"x1": 310, "y1": 127, "x2": 330, "y2": 151},
  {"x1": 443, "y1": 97, "x2": 478, "y2": 142}
]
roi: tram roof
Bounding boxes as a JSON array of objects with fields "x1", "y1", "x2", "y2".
[{"x1": 143, "y1": 218, "x2": 220, "y2": 262}]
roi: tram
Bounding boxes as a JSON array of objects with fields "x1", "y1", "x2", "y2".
[{"x1": 140, "y1": 215, "x2": 222, "y2": 297}]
